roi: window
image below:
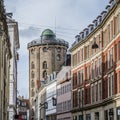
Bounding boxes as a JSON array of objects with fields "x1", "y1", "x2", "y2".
[
  {"x1": 99, "y1": 82, "x2": 102, "y2": 100},
  {"x1": 78, "y1": 50, "x2": 80, "y2": 63},
  {"x1": 108, "y1": 24, "x2": 110, "y2": 42},
  {"x1": 86, "y1": 114, "x2": 91, "y2": 120},
  {"x1": 31, "y1": 89, "x2": 34, "y2": 97},
  {"x1": 108, "y1": 75, "x2": 111, "y2": 97},
  {"x1": 98, "y1": 58, "x2": 102, "y2": 75},
  {"x1": 31, "y1": 62, "x2": 35, "y2": 69},
  {"x1": 43, "y1": 70, "x2": 47, "y2": 78},
  {"x1": 95, "y1": 84, "x2": 98, "y2": 101},
  {"x1": 31, "y1": 71, "x2": 34, "y2": 78},
  {"x1": 81, "y1": 48, "x2": 84, "y2": 61},
  {"x1": 111, "y1": 74, "x2": 114, "y2": 95},
  {"x1": 43, "y1": 61, "x2": 47, "y2": 69},
  {"x1": 86, "y1": 45, "x2": 89, "y2": 59},
  {"x1": 73, "y1": 73, "x2": 77, "y2": 89},
  {"x1": 81, "y1": 69, "x2": 84, "y2": 84},
  {"x1": 31, "y1": 49, "x2": 34, "y2": 54},
  {"x1": 92, "y1": 85, "x2": 94, "y2": 103},
  {"x1": 43, "y1": 47, "x2": 47, "y2": 52},
  {"x1": 78, "y1": 71, "x2": 80, "y2": 85},
  {"x1": 118, "y1": 41, "x2": 120, "y2": 61},
  {"x1": 73, "y1": 53, "x2": 77, "y2": 66},
  {"x1": 57, "y1": 47, "x2": 61, "y2": 52},
  {"x1": 56, "y1": 54, "x2": 61, "y2": 61},
  {"x1": 31, "y1": 80, "x2": 34, "y2": 88},
  {"x1": 22, "y1": 102, "x2": 26, "y2": 106},
  {"x1": 111, "y1": 20, "x2": 113, "y2": 39}
]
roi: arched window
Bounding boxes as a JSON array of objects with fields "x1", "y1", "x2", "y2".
[
  {"x1": 43, "y1": 47, "x2": 47, "y2": 52},
  {"x1": 31, "y1": 49, "x2": 34, "y2": 54},
  {"x1": 31, "y1": 71, "x2": 34, "y2": 78},
  {"x1": 43, "y1": 61, "x2": 47, "y2": 69},
  {"x1": 43, "y1": 70, "x2": 47, "y2": 78},
  {"x1": 57, "y1": 47, "x2": 61, "y2": 52},
  {"x1": 31, "y1": 80, "x2": 34, "y2": 88},
  {"x1": 31, "y1": 62, "x2": 35, "y2": 69},
  {"x1": 31, "y1": 89, "x2": 34, "y2": 97},
  {"x1": 31, "y1": 99, "x2": 34, "y2": 107},
  {"x1": 56, "y1": 54, "x2": 61, "y2": 61}
]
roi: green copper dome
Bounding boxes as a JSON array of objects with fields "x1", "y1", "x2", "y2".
[{"x1": 41, "y1": 29, "x2": 55, "y2": 36}]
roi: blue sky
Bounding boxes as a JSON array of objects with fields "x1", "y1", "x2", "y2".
[{"x1": 5, "y1": 0, "x2": 109, "y2": 98}]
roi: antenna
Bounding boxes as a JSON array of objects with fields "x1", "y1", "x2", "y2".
[{"x1": 55, "y1": 16, "x2": 56, "y2": 35}]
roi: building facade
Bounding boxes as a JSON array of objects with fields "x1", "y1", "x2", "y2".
[
  {"x1": 38, "y1": 86, "x2": 46, "y2": 120},
  {"x1": 27, "y1": 29, "x2": 68, "y2": 119},
  {"x1": 70, "y1": 0, "x2": 120, "y2": 120},
  {"x1": 46, "y1": 72, "x2": 57, "y2": 120},
  {"x1": 0, "y1": 0, "x2": 12, "y2": 120},
  {"x1": 17, "y1": 96, "x2": 30, "y2": 120},
  {"x1": 56, "y1": 66, "x2": 72, "y2": 120},
  {"x1": 7, "y1": 17, "x2": 20, "y2": 120}
]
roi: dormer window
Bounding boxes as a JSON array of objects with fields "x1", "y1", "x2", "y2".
[
  {"x1": 97, "y1": 16, "x2": 102, "y2": 24},
  {"x1": 109, "y1": 0, "x2": 115, "y2": 6},
  {"x1": 91, "y1": 26, "x2": 94, "y2": 31},
  {"x1": 86, "y1": 30, "x2": 89, "y2": 36},
  {"x1": 105, "y1": 5, "x2": 111, "y2": 12},
  {"x1": 101, "y1": 11, "x2": 107, "y2": 19},
  {"x1": 88, "y1": 24, "x2": 94, "y2": 33},
  {"x1": 93, "y1": 19, "x2": 98, "y2": 27},
  {"x1": 80, "y1": 32, "x2": 84, "y2": 39},
  {"x1": 75, "y1": 35, "x2": 80, "y2": 42},
  {"x1": 83, "y1": 28, "x2": 89, "y2": 36},
  {"x1": 82, "y1": 33, "x2": 84, "y2": 39}
]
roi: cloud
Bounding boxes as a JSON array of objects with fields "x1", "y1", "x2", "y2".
[{"x1": 19, "y1": 26, "x2": 40, "y2": 38}]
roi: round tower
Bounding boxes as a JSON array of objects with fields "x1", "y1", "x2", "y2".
[{"x1": 27, "y1": 29, "x2": 68, "y2": 109}]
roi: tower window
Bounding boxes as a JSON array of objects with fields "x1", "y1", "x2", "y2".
[
  {"x1": 31, "y1": 62, "x2": 35, "y2": 69},
  {"x1": 43, "y1": 47, "x2": 47, "y2": 52},
  {"x1": 31, "y1": 80, "x2": 34, "y2": 88},
  {"x1": 57, "y1": 47, "x2": 61, "y2": 52},
  {"x1": 56, "y1": 54, "x2": 61, "y2": 61},
  {"x1": 43, "y1": 70, "x2": 47, "y2": 78},
  {"x1": 43, "y1": 61, "x2": 47, "y2": 69},
  {"x1": 31, "y1": 49, "x2": 34, "y2": 54},
  {"x1": 31, "y1": 71, "x2": 34, "y2": 78},
  {"x1": 31, "y1": 89, "x2": 34, "y2": 97}
]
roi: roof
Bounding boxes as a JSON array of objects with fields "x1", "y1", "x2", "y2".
[{"x1": 41, "y1": 29, "x2": 55, "y2": 36}]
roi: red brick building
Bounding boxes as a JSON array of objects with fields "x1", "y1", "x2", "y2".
[{"x1": 70, "y1": 0, "x2": 120, "y2": 120}]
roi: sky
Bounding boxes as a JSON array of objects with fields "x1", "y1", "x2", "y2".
[{"x1": 4, "y1": 0, "x2": 109, "y2": 98}]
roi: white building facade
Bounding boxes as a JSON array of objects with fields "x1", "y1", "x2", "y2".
[
  {"x1": 7, "y1": 18, "x2": 20, "y2": 120},
  {"x1": 46, "y1": 72, "x2": 57, "y2": 120}
]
